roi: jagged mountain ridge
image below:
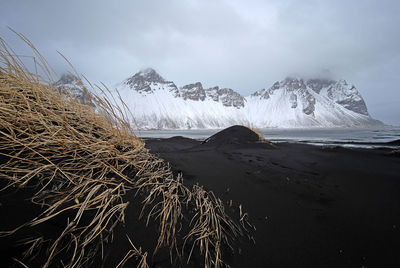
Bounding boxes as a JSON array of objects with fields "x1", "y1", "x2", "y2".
[
  {"x1": 125, "y1": 68, "x2": 180, "y2": 97},
  {"x1": 123, "y1": 69, "x2": 246, "y2": 109},
  {"x1": 246, "y1": 77, "x2": 379, "y2": 128},
  {"x1": 56, "y1": 68, "x2": 383, "y2": 129}
]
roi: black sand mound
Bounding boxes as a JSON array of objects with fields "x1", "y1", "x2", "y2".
[
  {"x1": 202, "y1": 125, "x2": 262, "y2": 146},
  {"x1": 387, "y1": 139, "x2": 400, "y2": 146}
]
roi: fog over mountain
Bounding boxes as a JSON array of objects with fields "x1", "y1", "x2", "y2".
[{"x1": 1, "y1": 0, "x2": 399, "y2": 125}]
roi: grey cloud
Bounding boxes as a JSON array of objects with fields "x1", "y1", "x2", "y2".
[{"x1": 1, "y1": 0, "x2": 399, "y2": 124}]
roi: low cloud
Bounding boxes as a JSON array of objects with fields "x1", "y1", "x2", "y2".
[{"x1": 1, "y1": 0, "x2": 399, "y2": 124}]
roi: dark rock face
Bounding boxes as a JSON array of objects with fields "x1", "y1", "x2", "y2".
[
  {"x1": 272, "y1": 81, "x2": 280, "y2": 89},
  {"x1": 278, "y1": 77, "x2": 316, "y2": 115},
  {"x1": 180, "y1": 82, "x2": 206, "y2": 101},
  {"x1": 327, "y1": 82, "x2": 369, "y2": 116},
  {"x1": 123, "y1": 68, "x2": 245, "y2": 108},
  {"x1": 206, "y1": 87, "x2": 246, "y2": 108},
  {"x1": 302, "y1": 91, "x2": 316, "y2": 115},
  {"x1": 251, "y1": 77, "x2": 371, "y2": 117},
  {"x1": 250, "y1": 89, "x2": 263, "y2": 98},
  {"x1": 54, "y1": 74, "x2": 95, "y2": 107},
  {"x1": 218, "y1": 88, "x2": 246, "y2": 108},
  {"x1": 306, "y1": 79, "x2": 336, "y2": 94},
  {"x1": 251, "y1": 87, "x2": 273, "y2": 99},
  {"x1": 336, "y1": 98, "x2": 368, "y2": 115},
  {"x1": 289, "y1": 93, "x2": 298, "y2": 108},
  {"x1": 251, "y1": 80, "x2": 288, "y2": 100},
  {"x1": 205, "y1": 86, "x2": 220, "y2": 102},
  {"x1": 57, "y1": 73, "x2": 76, "y2": 85},
  {"x1": 307, "y1": 78, "x2": 368, "y2": 116},
  {"x1": 125, "y1": 68, "x2": 165, "y2": 89},
  {"x1": 282, "y1": 77, "x2": 307, "y2": 91},
  {"x1": 125, "y1": 68, "x2": 179, "y2": 96}
]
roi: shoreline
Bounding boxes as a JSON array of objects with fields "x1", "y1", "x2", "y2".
[
  {"x1": 136, "y1": 127, "x2": 400, "y2": 150},
  {"x1": 141, "y1": 136, "x2": 400, "y2": 150}
]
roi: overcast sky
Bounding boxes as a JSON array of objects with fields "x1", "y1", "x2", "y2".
[{"x1": 1, "y1": 0, "x2": 399, "y2": 125}]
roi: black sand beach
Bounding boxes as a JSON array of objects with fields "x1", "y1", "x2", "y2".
[
  {"x1": 1, "y1": 126, "x2": 400, "y2": 267},
  {"x1": 142, "y1": 126, "x2": 400, "y2": 267}
]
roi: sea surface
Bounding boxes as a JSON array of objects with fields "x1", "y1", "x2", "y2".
[{"x1": 137, "y1": 127, "x2": 400, "y2": 149}]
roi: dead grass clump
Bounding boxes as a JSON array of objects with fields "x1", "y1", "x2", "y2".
[
  {"x1": 184, "y1": 185, "x2": 244, "y2": 267},
  {"x1": 246, "y1": 125, "x2": 275, "y2": 146},
  {"x1": 117, "y1": 235, "x2": 149, "y2": 268},
  {"x1": 0, "y1": 33, "x2": 251, "y2": 268},
  {"x1": 0, "y1": 36, "x2": 149, "y2": 267},
  {"x1": 246, "y1": 126, "x2": 265, "y2": 142}
]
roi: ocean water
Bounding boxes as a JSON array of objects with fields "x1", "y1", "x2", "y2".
[{"x1": 136, "y1": 127, "x2": 400, "y2": 148}]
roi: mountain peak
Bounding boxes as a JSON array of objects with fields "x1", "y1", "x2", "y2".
[
  {"x1": 251, "y1": 76, "x2": 369, "y2": 116},
  {"x1": 125, "y1": 68, "x2": 165, "y2": 91},
  {"x1": 132, "y1": 68, "x2": 165, "y2": 82},
  {"x1": 53, "y1": 73, "x2": 94, "y2": 107},
  {"x1": 123, "y1": 68, "x2": 180, "y2": 96},
  {"x1": 56, "y1": 73, "x2": 80, "y2": 85},
  {"x1": 137, "y1": 67, "x2": 157, "y2": 76}
]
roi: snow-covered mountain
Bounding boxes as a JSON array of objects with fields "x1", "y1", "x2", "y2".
[
  {"x1": 54, "y1": 74, "x2": 95, "y2": 107},
  {"x1": 246, "y1": 77, "x2": 380, "y2": 128},
  {"x1": 56, "y1": 68, "x2": 383, "y2": 129},
  {"x1": 115, "y1": 68, "x2": 249, "y2": 129}
]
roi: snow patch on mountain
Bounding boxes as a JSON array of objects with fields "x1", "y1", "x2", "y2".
[
  {"x1": 56, "y1": 68, "x2": 383, "y2": 129},
  {"x1": 245, "y1": 77, "x2": 379, "y2": 128},
  {"x1": 246, "y1": 77, "x2": 377, "y2": 128},
  {"x1": 117, "y1": 79, "x2": 248, "y2": 129},
  {"x1": 114, "y1": 70, "x2": 382, "y2": 129}
]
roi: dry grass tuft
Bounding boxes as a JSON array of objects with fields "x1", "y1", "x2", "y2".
[
  {"x1": 0, "y1": 33, "x2": 251, "y2": 267},
  {"x1": 117, "y1": 235, "x2": 149, "y2": 268},
  {"x1": 184, "y1": 185, "x2": 245, "y2": 267},
  {"x1": 250, "y1": 127, "x2": 266, "y2": 142},
  {"x1": 246, "y1": 125, "x2": 275, "y2": 146},
  {"x1": 0, "y1": 35, "x2": 148, "y2": 267}
]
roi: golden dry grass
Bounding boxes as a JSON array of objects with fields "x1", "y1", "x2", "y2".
[
  {"x1": 0, "y1": 33, "x2": 250, "y2": 268},
  {"x1": 116, "y1": 235, "x2": 149, "y2": 268},
  {"x1": 183, "y1": 185, "x2": 246, "y2": 267},
  {"x1": 250, "y1": 127, "x2": 266, "y2": 142},
  {"x1": 0, "y1": 35, "x2": 149, "y2": 267},
  {"x1": 245, "y1": 124, "x2": 271, "y2": 144}
]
